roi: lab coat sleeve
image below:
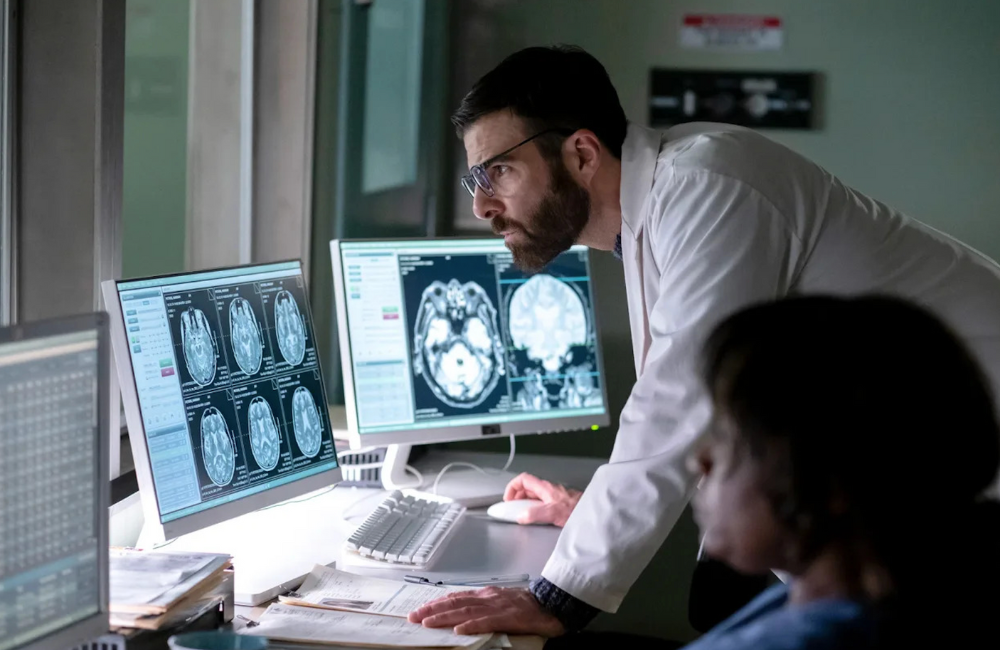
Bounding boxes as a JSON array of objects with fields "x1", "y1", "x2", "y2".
[{"x1": 540, "y1": 169, "x2": 801, "y2": 612}]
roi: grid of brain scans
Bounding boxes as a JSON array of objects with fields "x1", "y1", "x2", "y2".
[
  {"x1": 342, "y1": 242, "x2": 604, "y2": 433},
  {"x1": 119, "y1": 263, "x2": 336, "y2": 522}
]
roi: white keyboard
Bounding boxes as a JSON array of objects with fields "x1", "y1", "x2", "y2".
[{"x1": 342, "y1": 491, "x2": 466, "y2": 569}]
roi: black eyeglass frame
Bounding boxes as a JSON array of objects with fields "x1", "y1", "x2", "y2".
[{"x1": 460, "y1": 128, "x2": 574, "y2": 198}]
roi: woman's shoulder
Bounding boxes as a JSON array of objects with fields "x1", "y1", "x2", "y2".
[{"x1": 684, "y1": 585, "x2": 878, "y2": 650}]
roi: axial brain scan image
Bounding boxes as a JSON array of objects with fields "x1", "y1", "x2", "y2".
[
  {"x1": 229, "y1": 298, "x2": 264, "y2": 376},
  {"x1": 275, "y1": 290, "x2": 306, "y2": 366},
  {"x1": 413, "y1": 279, "x2": 505, "y2": 409},
  {"x1": 200, "y1": 407, "x2": 236, "y2": 486},
  {"x1": 247, "y1": 396, "x2": 281, "y2": 470},
  {"x1": 181, "y1": 307, "x2": 217, "y2": 386},
  {"x1": 291, "y1": 386, "x2": 323, "y2": 458}
]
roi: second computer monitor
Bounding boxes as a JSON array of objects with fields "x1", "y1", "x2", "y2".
[
  {"x1": 331, "y1": 238, "x2": 610, "y2": 449},
  {"x1": 103, "y1": 261, "x2": 341, "y2": 541}
]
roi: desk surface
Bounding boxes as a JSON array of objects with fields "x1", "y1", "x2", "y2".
[
  {"x1": 223, "y1": 451, "x2": 603, "y2": 650},
  {"x1": 159, "y1": 451, "x2": 603, "y2": 603}
]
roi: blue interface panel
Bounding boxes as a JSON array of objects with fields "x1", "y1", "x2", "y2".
[
  {"x1": 117, "y1": 262, "x2": 338, "y2": 523},
  {"x1": 0, "y1": 330, "x2": 102, "y2": 650},
  {"x1": 338, "y1": 240, "x2": 607, "y2": 435}
]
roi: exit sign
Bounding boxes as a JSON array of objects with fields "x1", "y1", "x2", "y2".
[{"x1": 680, "y1": 14, "x2": 784, "y2": 52}]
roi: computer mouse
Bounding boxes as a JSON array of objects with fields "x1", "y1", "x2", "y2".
[{"x1": 486, "y1": 499, "x2": 546, "y2": 524}]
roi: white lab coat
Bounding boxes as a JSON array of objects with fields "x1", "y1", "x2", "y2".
[{"x1": 540, "y1": 122, "x2": 1000, "y2": 612}]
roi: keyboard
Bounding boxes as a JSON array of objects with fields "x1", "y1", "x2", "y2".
[{"x1": 342, "y1": 491, "x2": 466, "y2": 569}]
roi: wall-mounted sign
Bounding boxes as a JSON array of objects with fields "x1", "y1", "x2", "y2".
[
  {"x1": 680, "y1": 14, "x2": 783, "y2": 51},
  {"x1": 650, "y1": 69, "x2": 816, "y2": 130}
]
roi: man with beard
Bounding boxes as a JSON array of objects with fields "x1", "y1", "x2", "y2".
[{"x1": 408, "y1": 45, "x2": 1000, "y2": 639}]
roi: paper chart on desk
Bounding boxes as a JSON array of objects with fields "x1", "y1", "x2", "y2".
[
  {"x1": 279, "y1": 565, "x2": 469, "y2": 618},
  {"x1": 109, "y1": 549, "x2": 227, "y2": 607},
  {"x1": 242, "y1": 602, "x2": 491, "y2": 648}
]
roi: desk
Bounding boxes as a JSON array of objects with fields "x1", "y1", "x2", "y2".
[
  {"x1": 218, "y1": 451, "x2": 603, "y2": 650},
  {"x1": 111, "y1": 450, "x2": 699, "y2": 645},
  {"x1": 157, "y1": 451, "x2": 603, "y2": 606}
]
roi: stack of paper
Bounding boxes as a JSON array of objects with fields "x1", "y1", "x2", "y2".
[
  {"x1": 240, "y1": 565, "x2": 510, "y2": 649},
  {"x1": 109, "y1": 549, "x2": 232, "y2": 631}
]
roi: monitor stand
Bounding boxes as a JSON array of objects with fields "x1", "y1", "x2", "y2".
[
  {"x1": 134, "y1": 486, "x2": 344, "y2": 606},
  {"x1": 382, "y1": 444, "x2": 515, "y2": 509}
]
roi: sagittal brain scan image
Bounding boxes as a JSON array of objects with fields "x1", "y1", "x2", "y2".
[
  {"x1": 412, "y1": 279, "x2": 505, "y2": 409},
  {"x1": 229, "y1": 298, "x2": 264, "y2": 376},
  {"x1": 507, "y1": 274, "x2": 599, "y2": 411},
  {"x1": 247, "y1": 396, "x2": 281, "y2": 470},
  {"x1": 291, "y1": 386, "x2": 323, "y2": 458},
  {"x1": 275, "y1": 290, "x2": 306, "y2": 366},
  {"x1": 200, "y1": 407, "x2": 236, "y2": 486},
  {"x1": 181, "y1": 307, "x2": 217, "y2": 386}
]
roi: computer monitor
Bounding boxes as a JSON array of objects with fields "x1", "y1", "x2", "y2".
[
  {"x1": 102, "y1": 261, "x2": 342, "y2": 542},
  {"x1": 0, "y1": 314, "x2": 110, "y2": 650},
  {"x1": 331, "y1": 238, "x2": 610, "y2": 497}
]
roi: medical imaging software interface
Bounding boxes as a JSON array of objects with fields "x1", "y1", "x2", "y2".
[
  {"x1": 117, "y1": 262, "x2": 337, "y2": 524},
  {"x1": 0, "y1": 331, "x2": 102, "y2": 650},
  {"x1": 340, "y1": 240, "x2": 606, "y2": 434}
]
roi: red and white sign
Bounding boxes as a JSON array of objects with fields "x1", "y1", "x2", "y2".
[{"x1": 680, "y1": 14, "x2": 784, "y2": 51}]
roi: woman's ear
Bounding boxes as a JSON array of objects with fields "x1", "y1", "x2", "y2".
[{"x1": 688, "y1": 442, "x2": 715, "y2": 477}]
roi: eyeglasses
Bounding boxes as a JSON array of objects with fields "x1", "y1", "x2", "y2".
[{"x1": 460, "y1": 128, "x2": 573, "y2": 198}]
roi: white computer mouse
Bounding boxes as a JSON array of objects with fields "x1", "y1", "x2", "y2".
[{"x1": 486, "y1": 499, "x2": 547, "y2": 524}]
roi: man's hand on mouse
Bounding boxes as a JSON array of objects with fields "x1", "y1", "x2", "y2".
[
  {"x1": 408, "y1": 586, "x2": 565, "y2": 637},
  {"x1": 503, "y1": 473, "x2": 582, "y2": 527}
]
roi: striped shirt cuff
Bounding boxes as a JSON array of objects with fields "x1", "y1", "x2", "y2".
[{"x1": 529, "y1": 576, "x2": 601, "y2": 633}]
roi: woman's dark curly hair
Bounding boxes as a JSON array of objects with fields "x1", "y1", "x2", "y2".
[{"x1": 701, "y1": 296, "x2": 999, "y2": 637}]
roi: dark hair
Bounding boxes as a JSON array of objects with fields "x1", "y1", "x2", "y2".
[
  {"x1": 452, "y1": 45, "x2": 628, "y2": 160},
  {"x1": 702, "y1": 296, "x2": 1000, "y2": 636}
]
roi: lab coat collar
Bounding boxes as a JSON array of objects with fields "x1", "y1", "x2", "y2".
[{"x1": 619, "y1": 121, "x2": 662, "y2": 240}]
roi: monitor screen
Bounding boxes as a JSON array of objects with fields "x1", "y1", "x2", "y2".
[
  {"x1": 333, "y1": 239, "x2": 608, "y2": 440},
  {"x1": 0, "y1": 328, "x2": 104, "y2": 650},
  {"x1": 114, "y1": 262, "x2": 338, "y2": 527}
]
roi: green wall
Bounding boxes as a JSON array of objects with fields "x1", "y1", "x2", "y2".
[{"x1": 122, "y1": 0, "x2": 190, "y2": 280}]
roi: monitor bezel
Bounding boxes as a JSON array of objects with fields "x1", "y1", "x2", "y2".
[
  {"x1": 330, "y1": 237, "x2": 612, "y2": 450},
  {"x1": 102, "y1": 260, "x2": 342, "y2": 542},
  {"x1": 0, "y1": 313, "x2": 111, "y2": 650}
]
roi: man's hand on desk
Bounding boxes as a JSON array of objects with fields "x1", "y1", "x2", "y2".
[
  {"x1": 504, "y1": 473, "x2": 582, "y2": 527},
  {"x1": 408, "y1": 587, "x2": 565, "y2": 637}
]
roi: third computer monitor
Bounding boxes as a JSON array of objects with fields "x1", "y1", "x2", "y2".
[
  {"x1": 331, "y1": 238, "x2": 610, "y2": 449},
  {"x1": 0, "y1": 314, "x2": 110, "y2": 650}
]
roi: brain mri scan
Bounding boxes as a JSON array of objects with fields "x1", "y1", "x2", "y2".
[
  {"x1": 181, "y1": 307, "x2": 217, "y2": 386},
  {"x1": 247, "y1": 396, "x2": 281, "y2": 470},
  {"x1": 515, "y1": 369, "x2": 551, "y2": 411},
  {"x1": 507, "y1": 275, "x2": 596, "y2": 411},
  {"x1": 413, "y1": 279, "x2": 505, "y2": 409},
  {"x1": 200, "y1": 407, "x2": 236, "y2": 486},
  {"x1": 508, "y1": 274, "x2": 588, "y2": 372},
  {"x1": 558, "y1": 362, "x2": 603, "y2": 409},
  {"x1": 291, "y1": 386, "x2": 323, "y2": 458},
  {"x1": 274, "y1": 291, "x2": 306, "y2": 366},
  {"x1": 229, "y1": 298, "x2": 263, "y2": 376}
]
